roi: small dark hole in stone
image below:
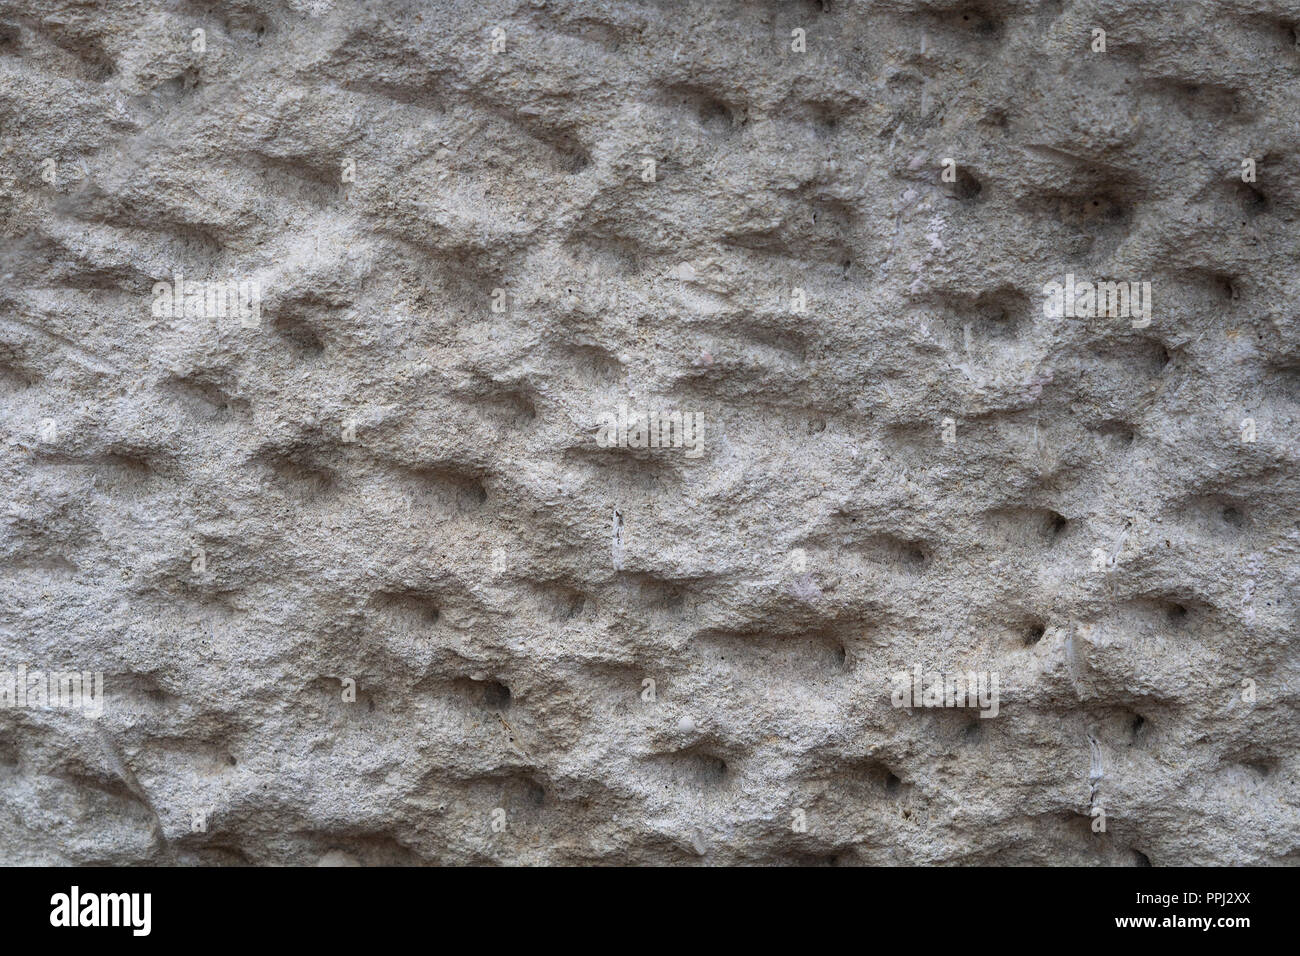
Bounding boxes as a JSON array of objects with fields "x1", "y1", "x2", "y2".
[
  {"x1": 949, "y1": 167, "x2": 982, "y2": 200},
  {"x1": 482, "y1": 681, "x2": 511, "y2": 710},
  {"x1": 1131, "y1": 713, "x2": 1146, "y2": 738}
]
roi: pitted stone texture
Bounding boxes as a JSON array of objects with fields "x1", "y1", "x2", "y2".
[{"x1": 1, "y1": 0, "x2": 1297, "y2": 865}]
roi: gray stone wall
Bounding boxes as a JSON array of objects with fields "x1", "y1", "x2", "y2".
[{"x1": 1, "y1": 0, "x2": 1297, "y2": 864}]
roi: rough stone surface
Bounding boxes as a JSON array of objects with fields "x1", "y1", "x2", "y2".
[{"x1": 1, "y1": 0, "x2": 1298, "y2": 865}]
